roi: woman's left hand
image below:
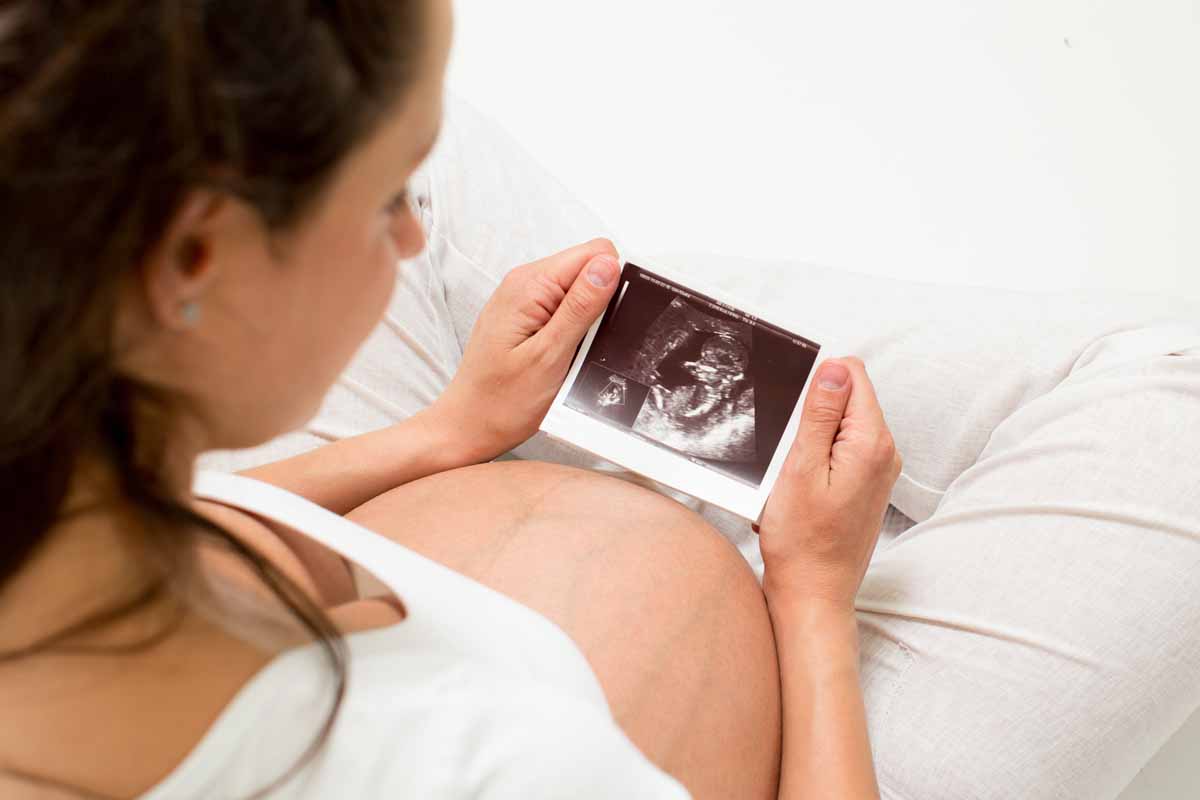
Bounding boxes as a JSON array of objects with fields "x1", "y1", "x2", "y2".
[{"x1": 431, "y1": 238, "x2": 622, "y2": 462}]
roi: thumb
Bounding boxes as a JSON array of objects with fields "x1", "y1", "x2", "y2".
[
  {"x1": 536, "y1": 253, "x2": 620, "y2": 349},
  {"x1": 791, "y1": 359, "x2": 852, "y2": 473}
]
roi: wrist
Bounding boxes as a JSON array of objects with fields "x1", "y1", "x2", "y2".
[
  {"x1": 764, "y1": 584, "x2": 859, "y2": 637},
  {"x1": 768, "y1": 595, "x2": 862, "y2": 678},
  {"x1": 763, "y1": 567, "x2": 856, "y2": 612},
  {"x1": 416, "y1": 402, "x2": 497, "y2": 469}
]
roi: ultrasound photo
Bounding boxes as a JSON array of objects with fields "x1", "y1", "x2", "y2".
[{"x1": 564, "y1": 263, "x2": 820, "y2": 487}]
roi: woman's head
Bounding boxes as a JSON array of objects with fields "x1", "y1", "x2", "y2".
[
  {"x1": 112, "y1": 2, "x2": 454, "y2": 459},
  {"x1": 2, "y1": 0, "x2": 451, "y2": 793},
  {"x1": 1, "y1": 0, "x2": 452, "y2": 580}
]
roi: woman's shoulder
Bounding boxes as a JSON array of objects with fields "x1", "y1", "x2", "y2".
[
  {"x1": 190, "y1": 483, "x2": 406, "y2": 630},
  {"x1": 189, "y1": 493, "x2": 327, "y2": 603}
]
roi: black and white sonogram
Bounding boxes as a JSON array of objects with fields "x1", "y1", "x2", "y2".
[
  {"x1": 564, "y1": 263, "x2": 820, "y2": 487},
  {"x1": 626, "y1": 297, "x2": 756, "y2": 462},
  {"x1": 570, "y1": 362, "x2": 651, "y2": 428}
]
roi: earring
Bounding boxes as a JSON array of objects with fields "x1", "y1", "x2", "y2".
[{"x1": 180, "y1": 300, "x2": 201, "y2": 326}]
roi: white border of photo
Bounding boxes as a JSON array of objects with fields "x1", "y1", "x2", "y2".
[{"x1": 540, "y1": 254, "x2": 840, "y2": 524}]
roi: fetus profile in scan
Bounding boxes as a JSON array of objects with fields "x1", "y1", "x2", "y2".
[{"x1": 624, "y1": 297, "x2": 757, "y2": 463}]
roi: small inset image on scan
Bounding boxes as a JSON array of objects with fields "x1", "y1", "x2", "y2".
[
  {"x1": 597, "y1": 374, "x2": 627, "y2": 408},
  {"x1": 567, "y1": 362, "x2": 650, "y2": 428}
]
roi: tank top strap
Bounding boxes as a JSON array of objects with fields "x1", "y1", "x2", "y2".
[
  {"x1": 191, "y1": 469, "x2": 448, "y2": 598},
  {"x1": 190, "y1": 469, "x2": 611, "y2": 709}
]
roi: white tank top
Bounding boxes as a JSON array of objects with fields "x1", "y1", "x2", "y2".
[{"x1": 136, "y1": 469, "x2": 690, "y2": 799}]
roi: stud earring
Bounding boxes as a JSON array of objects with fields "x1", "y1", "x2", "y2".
[{"x1": 180, "y1": 300, "x2": 201, "y2": 326}]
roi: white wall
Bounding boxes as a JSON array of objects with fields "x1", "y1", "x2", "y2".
[
  {"x1": 444, "y1": 2, "x2": 1200, "y2": 798},
  {"x1": 445, "y1": 0, "x2": 1199, "y2": 299}
]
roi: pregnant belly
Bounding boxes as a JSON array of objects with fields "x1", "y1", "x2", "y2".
[
  {"x1": 346, "y1": 459, "x2": 780, "y2": 798},
  {"x1": 345, "y1": 459, "x2": 718, "y2": 624}
]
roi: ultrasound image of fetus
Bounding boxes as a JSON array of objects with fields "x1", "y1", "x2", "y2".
[
  {"x1": 596, "y1": 374, "x2": 628, "y2": 408},
  {"x1": 623, "y1": 297, "x2": 757, "y2": 463}
]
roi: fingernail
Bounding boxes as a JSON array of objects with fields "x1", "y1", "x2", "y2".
[
  {"x1": 818, "y1": 361, "x2": 849, "y2": 390},
  {"x1": 587, "y1": 255, "x2": 618, "y2": 287}
]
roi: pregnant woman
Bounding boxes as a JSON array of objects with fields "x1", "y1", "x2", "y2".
[{"x1": 5, "y1": 1, "x2": 1200, "y2": 799}]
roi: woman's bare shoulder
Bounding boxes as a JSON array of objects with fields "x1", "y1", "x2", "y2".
[
  {"x1": 189, "y1": 496, "x2": 325, "y2": 602},
  {"x1": 190, "y1": 496, "x2": 405, "y2": 632}
]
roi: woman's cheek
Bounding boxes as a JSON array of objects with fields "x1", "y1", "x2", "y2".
[
  {"x1": 388, "y1": 209, "x2": 426, "y2": 261},
  {"x1": 369, "y1": 240, "x2": 398, "y2": 312}
]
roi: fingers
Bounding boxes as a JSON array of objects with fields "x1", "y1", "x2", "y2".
[
  {"x1": 835, "y1": 357, "x2": 897, "y2": 469},
  {"x1": 538, "y1": 253, "x2": 620, "y2": 345},
  {"x1": 787, "y1": 358, "x2": 853, "y2": 475},
  {"x1": 532, "y1": 239, "x2": 622, "y2": 352},
  {"x1": 755, "y1": 356, "x2": 896, "y2": 539},
  {"x1": 837, "y1": 356, "x2": 887, "y2": 431},
  {"x1": 525, "y1": 237, "x2": 620, "y2": 292}
]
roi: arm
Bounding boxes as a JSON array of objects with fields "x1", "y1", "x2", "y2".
[
  {"x1": 230, "y1": 240, "x2": 623, "y2": 602},
  {"x1": 769, "y1": 597, "x2": 879, "y2": 799},
  {"x1": 238, "y1": 237, "x2": 623, "y2": 517},
  {"x1": 758, "y1": 357, "x2": 901, "y2": 800},
  {"x1": 237, "y1": 404, "x2": 486, "y2": 517}
]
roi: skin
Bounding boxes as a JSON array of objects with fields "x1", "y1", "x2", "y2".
[
  {"x1": 0, "y1": 0, "x2": 901, "y2": 796},
  {"x1": 758, "y1": 356, "x2": 902, "y2": 799}
]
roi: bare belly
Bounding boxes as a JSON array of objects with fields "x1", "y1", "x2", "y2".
[
  {"x1": 347, "y1": 459, "x2": 781, "y2": 799},
  {"x1": 0, "y1": 462, "x2": 779, "y2": 800}
]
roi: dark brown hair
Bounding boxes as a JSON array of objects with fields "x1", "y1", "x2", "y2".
[{"x1": 0, "y1": 0, "x2": 425, "y2": 795}]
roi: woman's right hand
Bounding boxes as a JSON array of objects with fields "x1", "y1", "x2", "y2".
[{"x1": 757, "y1": 357, "x2": 902, "y2": 612}]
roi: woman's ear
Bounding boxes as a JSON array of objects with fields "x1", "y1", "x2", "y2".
[{"x1": 139, "y1": 189, "x2": 226, "y2": 331}]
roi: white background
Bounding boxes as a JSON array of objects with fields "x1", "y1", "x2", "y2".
[
  {"x1": 446, "y1": 0, "x2": 1199, "y2": 299},
  {"x1": 445, "y1": 1, "x2": 1200, "y2": 796}
]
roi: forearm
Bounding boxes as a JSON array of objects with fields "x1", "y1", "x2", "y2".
[
  {"x1": 768, "y1": 596, "x2": 880, "y2": 800},
  {"x1": 238, "y1": 404, "x2": 490, "y2": 517}
]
